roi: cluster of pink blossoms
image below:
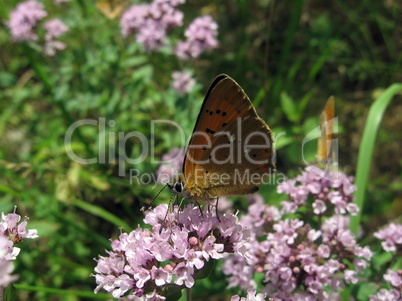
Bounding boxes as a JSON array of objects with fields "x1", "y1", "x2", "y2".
[
  {"x1": 174, "y1": 15, "x2": 218, "y2": 60},
  {"x1": 0, "y1": 207, "x2": 38, "y2": 287},
  {"x1": 369, "y1": 223, "x2": 402, "y2": 300},
  {"x1": 223, "y1": 167, "x2": 372, "y2": 300},
  {"x1": 120, "y1": 0, "x2": 218, "y2": 57},
  {"x1": 93, "y1": 204, "x2": 250, "y2": 300},
  {"x1": 7, "y1": 0, "x2": 47, "y2": 42},
  {"x1": 120, "y1": 0, "x2": 185, "y2": 51},
  {"x1": 373, "y1": 223, "x2": 402, "y2": 252},
  {"x1": 277, "y1": 165, "x2": 359, "y2": 216},
  {"x1": 370, "y1": 269, "x2": 402, "y2": 301},
  {"x1": 7, "y1": 0, "x2": 69, "y2": 56}
]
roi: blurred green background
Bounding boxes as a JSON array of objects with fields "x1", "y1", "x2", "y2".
[{"x1": 0, "y1": 0, "x2": 401, "y2": 300}]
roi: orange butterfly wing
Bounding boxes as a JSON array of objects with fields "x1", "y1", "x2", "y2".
[
  {"x1": 96, "y1": 1, "x2": 126, "y2": 19},
  {"x1": 317, "y1": 96, "x2": 335, "y2": 162},
  {"x1": 183, "y1": 74, "x2": 275, "y2": 199}
]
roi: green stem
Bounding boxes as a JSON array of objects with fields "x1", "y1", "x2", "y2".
[
  {"x1": 186, "y1": 287, "x2": 192, "y2": 301},
  {"x1": 72, "y1": 199, "x2": 132, "y2": 231}
]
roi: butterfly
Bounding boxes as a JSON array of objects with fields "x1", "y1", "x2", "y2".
[
  {"x1": 96, "y1": 1, "x2": 127, "y2": 19},
  {"x1": 316, "y1": 96, "x2": 335, "y2": 163},
  {"x1": 168, "y1": 74, "x2": 275, "y2": 200}
]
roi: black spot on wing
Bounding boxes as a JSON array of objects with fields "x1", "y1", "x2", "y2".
[{"x1": 206, "y1": 128, "x2": 216, "y2": 135}]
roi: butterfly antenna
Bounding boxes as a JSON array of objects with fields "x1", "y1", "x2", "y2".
[{"x1": 142, "y1": 183, "x2": 168, "y2": 212}]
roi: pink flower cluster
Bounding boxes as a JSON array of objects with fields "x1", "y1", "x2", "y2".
[
  {"x1": 223, "y1": 168, "x2": 372, "y2": 300},
  {"x1": 175, "y1": 15, "x2": 218, "y2": 60},
  {"x1": 7, "y1": 0, "x2": 47, "y2": 42},
  {"x1": 120, "y1": 0, "x2": 218, "y2": 58},
  {"x1": 0, "y1": 207, "x2": 38, "y2": 287},
  {"x1": 370, "y1": 223, "x2": 402, "y2": 300},
  {"x1": 171, "y1": 71, "x2": 196, "y2": 95},
  {"x1": 93, "y1": 204, "x2": 249, "y2": 300},
  {"x1": 373, "y1": 223, "x2": 402, "y2": 252},
  {"x1": 43, "y1": 19, "x2": 69, "y2": 56},
  {"x1": 278, "y1": 165, "x2": 359, "y2": 216},
  {"x1": 7, "y1": 0, "x2": 69, "y2": 56},
  {"x1": 120, "y1": 0, "x2": 185, "y2": 51},
  {"x1": 370, "y1": 269, "x2": 402, "y2": 300}
]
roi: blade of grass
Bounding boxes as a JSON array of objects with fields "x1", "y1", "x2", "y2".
[
  {"x1": 349, "y1": 83, "x2": 402, "y2": 235},
  {"x1": 343, "y1": 83, "x2": 402, "y2": 301},
  {"x1": 73, "y1": 199, "x2": 132, "y2": 231}
]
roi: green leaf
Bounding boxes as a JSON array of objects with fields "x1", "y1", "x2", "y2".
[
  {"x1": 72, "y1": 199, "x2": 132, "y2": 231},
  {"x1": 120, "y1": 56, "x2": 148, "y2": 68},
  {"x1": 349, "y1": 83, "x2": 402, "y2": 235},
  {"x1": 280, "y1": 92, "x2": 299, "y2": 122}
]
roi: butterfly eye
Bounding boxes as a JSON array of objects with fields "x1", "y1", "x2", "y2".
[{"x1": 174, "y1": 181, "x2": 183, "y2": 193}]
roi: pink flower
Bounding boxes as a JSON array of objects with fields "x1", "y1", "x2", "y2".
[
  {"x1": 43, "y1": 19, "x2": 68, "y2": 41},
  {"x1": 120, "y1": 0, "x2": 184, "y2": 51},
  {"x1": 0, "y1": 207, "x2": 38, "y2": 287},
  {"x1": 0, "y1": 260, "x2": 18, "y2": 287},
  {"x1": 223, "y1": 168, "x2": 371, "y2": 300},
  {"x1": 374, "y1": 223, "x2": 402, "y2": 252},
  {"x1": 370, "y1": 289, "x2": 401, "y2": 301},
  {"x1": 277, "y1": 167, "x2": 358, "y2": 216},
  {"x1": 171, "y1": 71, "x2": 195, "y2": 95},
  {"x1": 175, "y1": 15, "x2": 218, "y2": 59},
  {"x1": 231, "y1": 289, "x2": 267, "y2": 301},
  {"x1": 384, "y1": 269, "x2": 402, "y2": 287},
  {"x1": 7, "y1": 0, "x2": 47, "y2": 42},
  {"x1": 94, "y1": 204, "x2": 249, "y2": 299}
]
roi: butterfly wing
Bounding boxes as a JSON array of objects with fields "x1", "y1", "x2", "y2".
[
  {"x1": 317, "y1": 96, "x2": 335, "y2": 162},
  {"x1": 183, "y1": 75, "x2": 275, "y2": 199},
  {"x1": 96, "y1": 1, "x2": 126, "y2": 19}
]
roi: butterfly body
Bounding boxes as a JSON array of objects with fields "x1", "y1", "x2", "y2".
[{"x1": 170, "y1": 74, "x2": 275, "y2": 200}]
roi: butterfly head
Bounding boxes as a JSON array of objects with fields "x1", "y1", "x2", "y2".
[{"x1": 167, "y1": 174, "x2": 186, "y2": 196}]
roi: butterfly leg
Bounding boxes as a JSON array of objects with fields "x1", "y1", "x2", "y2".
[
  {"x1": 215, "y1": 197, "x2": 221, "y2": 222},
  {"x1": 193, "y1": 198, "x2": 204, "y2": 218},
  {"x1": 159, "y1": 194, "x2": 176, "y2": 234}
]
